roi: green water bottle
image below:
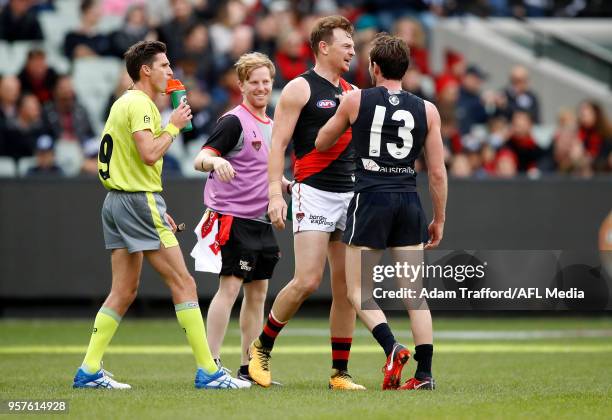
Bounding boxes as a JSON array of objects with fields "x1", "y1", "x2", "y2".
[{"x1": 165, "y1": 79, "x2": 193, "y2": 132}]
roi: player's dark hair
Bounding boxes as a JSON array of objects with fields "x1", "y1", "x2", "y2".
[
  {"x1": 369, "y1": 33, "x2": 410, "y2": 81},
  {"x1": 124, "y1": 41, "x2": 167, "y2": 82},
  {"x1": 309, "y1": 15, "x2": 354, "y2": 56}
]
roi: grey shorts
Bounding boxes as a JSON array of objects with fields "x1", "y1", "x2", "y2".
[{"x1": 102, "y1": 190, "x2": 178, "y2": 253}]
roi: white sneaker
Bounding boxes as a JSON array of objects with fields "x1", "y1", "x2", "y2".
[
  {"x1": 73, "y1": 366, "x2": 131, "y2": 389},
  {"x1": 195, "y1": 368, "x2": 252, "y2": 389}
]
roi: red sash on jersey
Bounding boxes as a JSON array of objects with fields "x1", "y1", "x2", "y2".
[{"x1": 294, "y1": 78, "x2": 353, "y2": 182}]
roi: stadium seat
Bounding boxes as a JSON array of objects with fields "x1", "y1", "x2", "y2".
[
  {"x1": 39, "y1": 11, "x2": 79, "y2": 52},
  {"x1": 55, "y1": 140, "x2": 84, "y2": 177},
  {"x1": 17, "y1": 157, "x2": 37, "y2": 177},
  {"x1": 72, "y1": 57, "x2": 123, "y2": 133},
  {"x1": 0, "y1": 157, "x2": 17, "y2": 178},
  {"x1": 0, "y1": 42, "x2": 43, "y2": 75}
]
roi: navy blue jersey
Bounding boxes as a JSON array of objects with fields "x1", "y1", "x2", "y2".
[{"x1": 351, "y1": 87, "x2": 428, "y2": 193}]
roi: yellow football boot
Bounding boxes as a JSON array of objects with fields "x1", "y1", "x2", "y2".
[
  {"x1": 328, "y1": 369, "x2": 366, "y2": 390},
  {"x1": 248, "y1": 339, "x2": 272, "y2": 387}
]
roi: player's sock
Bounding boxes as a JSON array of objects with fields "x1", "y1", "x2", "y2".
[
  {"x1": 331, "y1": 337, "x2": 352, "y2": 371},
  {"x1": 414, "y1": 344, "x2": 434, "y2": 379},
  {"x1": 258, "y1": 311, "x2": 287, "y2": 349},
  {"x1": 82, "y1": 307, "x2": 121, "y2": 374},
  {"x1": 175, "y1": 302, "x2": 217, "y2": 374},
  {"x1": 239, "y1": 365, "x2": 249, "y2": 376},
  {"x1": 372, "y1": 323, "x2": 396, "y2": 357}
]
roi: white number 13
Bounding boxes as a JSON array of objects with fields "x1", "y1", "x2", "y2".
[{"x1": 369, "y1": 105, "x2": 414, "y2": 159}]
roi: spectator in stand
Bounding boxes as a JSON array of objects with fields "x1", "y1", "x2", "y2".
[
  {"x1": 577, "y1": 100, "x2": 612, "y2": 170},
  {"x1": 253, "y1": 11, "x2": 279, "y2": 59},
  {"x1": 110, "y1": 4, "x2": 156, "y2": 58},
  {"x1": 0, "y1": 75, "x2": 21, "y2": 128},
  {"x1": 173, "y1": 24, "x2": 220, "y2": 145},
  {"x1": 157, "y1": 0, "x2": 198, "y2": 63},
  {"x1": 504, "y1": 110, "x2": 543, "y2": 173},
  {"x1": 501, "y1": 65, "x2": 540, "y2": 123},
  {"x1": 273, "y1": 28, "x2": 312, "y2": 88},
  {"x1": 449, "y1": 153, "x2": 472, "y2": 178},
  {"x1": 178, "y1": 22, "x2": 216, "y2": 88},
  {"x1": 393, "y1": 17, "x2": 430, "y2": 75},
  {"x1": 0, "y1": 0, "x2": 43, "y2": 42},
  {"x1": 435, "y1": 50, "x2": 465, "y2": 98},
  {"x1": 80, "y1": 138, "x2": 100, "y2": 177},
  {"x1": 2, "y1": 93, "x2": 48, "y2": 161},
  {"x1": 18, "y1": 48, "x2": 59, "y2": 105},
  {"x1": 436, "y1": 78, "x2": 461, "y2": 159},
  {"x1": 456, "y1": 65, "x2": 488, "y2": 135},
  {"x1": 403, "y1": 66, "x2": 432, "y2": 101},
  {"x1": 211, "y1": 64, "x2": 241, "y2": 113},
  {"x1": 494, "y1": 148, "x2": 518, "y2": 178},
  {"x1": 551, "y1": 127, "x2": 593, "y2": 177},
  {"x1": 64, "y1": 0, "x2": 113, "y2": 59},
  {"x1": 0, "y1": 75, "x2": 21, "y2": 156},
  {"x1": 209, "y1": 0, "x2": 248, "y2": 57},
  {"x1": 215, "y1": 24, "x2": 255, "y2": 81},
  {"x1": 26, "y1": 134, "x2": 63, "y2": 176},
  {"x1": 42, "y1": 75, "x2": 94, "y2": 144}
]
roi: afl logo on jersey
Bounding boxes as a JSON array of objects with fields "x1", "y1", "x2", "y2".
[
  {"x1": 317, "y1": 99, "x2": 336, "y2": 109},
  {"x1": 389, "y1": 95, "x2": 400, "y2": 106}
]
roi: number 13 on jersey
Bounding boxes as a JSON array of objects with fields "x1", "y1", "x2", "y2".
[{"x1": 369, "y1": 105, "x2": 415, "y2": 159}]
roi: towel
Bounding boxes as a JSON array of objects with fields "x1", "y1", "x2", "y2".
[{"x1": 190, "y1": 209, "x2": 233, "y2": 273}]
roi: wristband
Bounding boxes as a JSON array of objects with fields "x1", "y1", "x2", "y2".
[{"x1": 163, "y1": 123, "x2": 180, "y2": 139}]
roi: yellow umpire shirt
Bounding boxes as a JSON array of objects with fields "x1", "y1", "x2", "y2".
[{"x1": 98, "y1": 89, "x2": 164, "y2": 192}]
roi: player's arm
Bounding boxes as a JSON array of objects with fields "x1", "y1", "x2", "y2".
[
  {"x1": 268, "y1": 77, "x2": 309, "y2": 229},
  {"x1": 194, "y1": 148, "x2": 236, "y2": 182},
  {"x1": 315, "y1": 89, "x2": 360, "y2": 151},
  {"x1": 133, "y1": 101, "x2": 192, "y2": 166},
  {"x1": 423, "y1": 100, "x2": 448, "y2": 250},
  {"x1": 194, "y1": 115, "x2": 241, "y2": 182}
]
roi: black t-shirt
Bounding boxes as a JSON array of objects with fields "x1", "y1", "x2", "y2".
[
  {"x1": 351, "y1": 87, "x2": 428, "y2": 193},
  {"x1": 203, "y1": 115, "x2": 242, "y2": 156}
]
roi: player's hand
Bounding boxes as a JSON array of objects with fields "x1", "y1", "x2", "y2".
[
  {"x1": 212, "y1": 157, "x2": 236, "y2": 182},
  {"x1": 165, "y1": 212, "x2": 178, "y2": 233},
  {"x1": 425, "y1": 220, "x2": 444, "y2": 249},
  {"x1": 169, "y1": 101, "x2": 192, "y2": 129},
  {"x1": 268, "y1": 195, "x2": 287, "y2": 229}
]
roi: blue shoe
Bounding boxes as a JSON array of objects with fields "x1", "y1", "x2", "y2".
[
  {"x1": 195, "y1": 368, "x2": 252, "y2": 389},
  {"x1": 73, "y1": 366, "x2": 131, "y2": 389}
]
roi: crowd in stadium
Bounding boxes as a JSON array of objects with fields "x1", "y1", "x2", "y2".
[{"x1": 0, "y1": 0, "x2": 611, "y2": 178}]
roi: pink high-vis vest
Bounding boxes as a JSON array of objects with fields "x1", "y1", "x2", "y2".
[{"x1": 203, "y1": 104, "x2": 271, "y2": 219}]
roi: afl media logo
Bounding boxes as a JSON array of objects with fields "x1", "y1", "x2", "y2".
[
  {"x1": 317, "y1": 99, "x2": 336, "y2": 108},
  {"x1": 389, "y1": 95, "x2": 400, "y2": 106}
]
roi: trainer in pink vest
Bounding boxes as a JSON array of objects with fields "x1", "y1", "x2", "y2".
[{"x1": 204, "y1": 104, "x2": 272, "y2": 219}]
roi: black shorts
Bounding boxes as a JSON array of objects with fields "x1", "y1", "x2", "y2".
[
  {"x1": 343, "y1": 192, "x2": 428, "y2": 250},
  {"x1": 220, "y1": 216, "x2": 280, "y2": 283}
]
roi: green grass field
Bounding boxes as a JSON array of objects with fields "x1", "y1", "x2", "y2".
[{"x1": 1, "y1": 317, "x2": 612, "y2": 419}]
